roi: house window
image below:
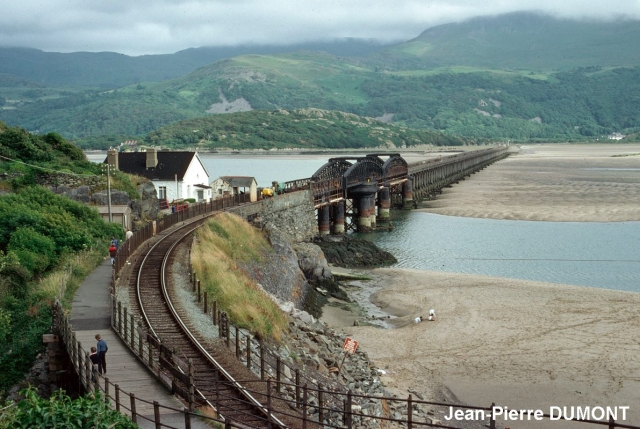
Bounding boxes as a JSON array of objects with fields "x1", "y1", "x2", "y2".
[
  {"x1": 218, "y1": 189, "x2": 223, "y2": 195},
  {"x1": 158, "y1": 186, "x2": 167, "y2": 200}
]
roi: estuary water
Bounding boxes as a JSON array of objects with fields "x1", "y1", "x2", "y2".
[
  {"x1": 358, "y1": 211, "x2": 640, "y2": 292},
  {"x1": 90, "y1": 152, "x2": 640, "y2": 293}
]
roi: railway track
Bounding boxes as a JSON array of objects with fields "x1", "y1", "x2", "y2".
[{"x1": 130, "y1": 216, "x2": 301, "y2": 428}]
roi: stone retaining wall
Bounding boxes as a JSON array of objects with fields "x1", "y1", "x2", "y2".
[{"x1": 229, "y1": 190, "x2": 318, "y2": 242}]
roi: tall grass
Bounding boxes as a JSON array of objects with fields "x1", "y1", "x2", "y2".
[{"x1": 191, "y1": 213, "x2": 288, "y2": 341}]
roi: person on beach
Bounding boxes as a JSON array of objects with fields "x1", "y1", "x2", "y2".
[
  {"x1": 89, "y1": 346, "x2": 100, "y2": 381},
  {"x1": 414, "y1": 316, "x2": 423, "y2": 323},
  {"x1": 95, "y1": 334, "x2": 108, "y2": 375},
  {"x1": 428, "y1": 309, "x2": 436, "y2": 321}
]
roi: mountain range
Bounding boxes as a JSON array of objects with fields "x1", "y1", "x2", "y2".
[{"x1": 1, "y1": 12, "x2": 639, "y2": 146}]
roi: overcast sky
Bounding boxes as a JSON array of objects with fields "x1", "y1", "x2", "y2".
[{"x1": 1, "y1": 0, "x2": 639, "y2": 56}]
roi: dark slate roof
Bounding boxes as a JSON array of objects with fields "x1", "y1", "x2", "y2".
[
  {"x1": 105, "y1": 151, "x2": 198, "y2": 181},
  {"x1": 220, "y1": 176, "x2": 256, "y2": 188}
]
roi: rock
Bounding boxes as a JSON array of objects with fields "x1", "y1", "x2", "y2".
[
  {"x1": 293, "y1": 242, "x2": 333, "y2": 281},
  {"x1": 314, "y1": 235, "x2": 397, "y2": 268}
]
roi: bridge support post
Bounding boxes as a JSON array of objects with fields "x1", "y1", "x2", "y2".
[
  {"x1": 318, "y1": 205, "x2": 330, "y2": 236},
  {"x1": 332, "y1": 201, "x2": 345, "y2": 235},
  {"x1": 369, "y1": 195, "x2": 377, "y2": 229},
  {"x1": 402, "y1": 178, "x2": 414, "y2": 209},
  {"x1": 377, "y1": 186, "x2": 391, "y2": 222},
  {"x1": 356, "y1": 196, "x2": 374, "y2": 232}
]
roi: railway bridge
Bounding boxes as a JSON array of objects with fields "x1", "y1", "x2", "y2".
[{"x1": 284, "y1": 146, "x2": 509, "y2": 234}]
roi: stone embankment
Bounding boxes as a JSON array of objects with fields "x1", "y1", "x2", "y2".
[{"x1": 227, "y1": 229, "x2": 440, "y2": 427}]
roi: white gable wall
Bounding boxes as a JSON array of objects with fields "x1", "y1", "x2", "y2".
[
  {"x1": 152, "y1": 154, "x2": 212, "y2": 202},
  {"x1": 183, "y1": 155, "x2": 211, "y2": 201}
]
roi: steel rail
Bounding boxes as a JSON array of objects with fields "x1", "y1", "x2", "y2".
[{"x1": 159, "y1": 224, "x2": 287, "y2": 428}]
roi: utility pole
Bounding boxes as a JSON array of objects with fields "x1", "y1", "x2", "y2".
[{"x1": 107, "y1": 164, "x2": 113, "y2": 223}]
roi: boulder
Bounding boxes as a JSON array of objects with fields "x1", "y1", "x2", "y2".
[{"x1": 293, "y1": 242, "x2": 333, "y2": 281}]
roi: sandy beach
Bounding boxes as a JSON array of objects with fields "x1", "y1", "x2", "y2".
[{"x1": 321, "y1": 144, "x2": 640, "y2": 428}]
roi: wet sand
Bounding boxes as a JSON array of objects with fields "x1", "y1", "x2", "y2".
[{"x1": 321, "y1": 144, "x2": 640, "y2": 428}]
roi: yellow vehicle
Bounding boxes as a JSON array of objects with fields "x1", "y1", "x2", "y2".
[{"x1": 262, "y1": 188, "x2": 274, "y2": 198}]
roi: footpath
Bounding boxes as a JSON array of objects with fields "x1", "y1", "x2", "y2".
[{"x1": 69, "y1": 257, "x2": 209, "y2": 429}]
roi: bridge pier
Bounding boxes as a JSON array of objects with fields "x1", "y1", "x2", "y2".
[
  {"x1": 402, "y1": 178, "x2": 414, "y2": 209},
  {"x1": 377, "y1": 186, "x2": 391, "y2": 221},
  {"x1": 318, "y1": 205, "x2": 331, "y2": 236},
  {"x1": 332, "y1": 201, "x2": 345, "y2": 235}
]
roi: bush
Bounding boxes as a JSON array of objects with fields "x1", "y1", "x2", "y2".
[{"x1": 0, "y1": 386, "x2": 138, "y2": 429}]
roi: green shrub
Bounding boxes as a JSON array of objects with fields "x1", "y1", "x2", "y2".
[{"x1": 1, "y1": 386, "x2": 138, "y2": 429}]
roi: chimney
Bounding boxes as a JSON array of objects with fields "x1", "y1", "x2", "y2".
[
  {"x1": 107, "y1": 148, "x2": 119, "y2": 170},
  {"x1": 146, "y1": 147, "x2": 158, "y2": 169}
]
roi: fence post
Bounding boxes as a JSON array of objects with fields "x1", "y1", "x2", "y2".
[
  {"x1": 130, "y1": 393, "x2": 137, "y2": 424},
  {"x1": 149, "y1": 340, "x2": 154, "y2": 369},
  {"x1": 204, "y1": 291, "x2": 208, "y2": 314},
  {"x1": 188, "y1": 358, "x2": 195, "y2": 411},
  {"x1": 246, "y1": 336, "x2": 251, "y2": 370},
  {"x1": 302, "y1": 384, "x2": 308, "y2": 429},
  {"x1": 115, "y1": 384, "x2": 121, "y2": 412},
  {"x1": 138, "y1": 330, "x2": 143, "y2": 358},
  {"x1": 346, "y1": 390, "x2": 353, "y2": 429},
  {"x1": 154, "y1": 401, "x2": 161, "y2": 429},
  {"x1": 407, "y1": 394, "x2": 412, "y2": 429},
  {"x1": 267, "y1": 378, "x2": 273, "y2": 429},
  {"x1": 213, "y1": 300, "x2": 217, "y2": 325},
  {"x1": 276, "y1": 357, "x2": 281, "y2": 393},
  {"x1": 184, "y1": 407, "x2": 192, "y2": 429},
  {"x1": 76, "y1": 340, "x2": 82, "y2": 379},
  {"x1": 104, "y1": 378, "x2": 110, "y2": 404},
  {"x1": 295, "y1": 369, "x2": 300, "y2": 408},
  {"x1": 260, "y1": 345, "x2": 265, "y2": 380},
  {"x1": 130, "y1": 314, "x2": 135, "y2": 348},
  {"x1": 93, "y1": 366, "x2": 100, "y2": 392},
  {"x1": 197, "y1": 280, "x2": 201, "y2": 302},
  {"x1": 214, "y1": 370, "x2": 220, "y2": 410},
  {"x1": 117, "y1": 301, "x2": 122, "y2": 333},
  {"x1": 85, "y1": 353, "x2": 91, "y2": 389},
  {"x1": 112, "y1": 295, "x2": 117, "y2": 327},
  {"x1": 71, "y1": 332, "x2": 77, "y2": 371},
  {"x1": 318, "y1": 384, "x2": 324, "y2": 424},
  {"x1": 123, "y1": 307, "x2": 128, "y2": 342},
  {"x1": 235, "y1": 326, "x2": 239, "y2": 359}
]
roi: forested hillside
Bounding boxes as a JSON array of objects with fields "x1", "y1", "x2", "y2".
[{"x1": 143, "y1": 109, "x2": 472, "y2": 150}]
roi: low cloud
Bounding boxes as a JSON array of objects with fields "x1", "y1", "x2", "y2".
[{"x1": 1, "y1": 0, "x2": 639, "y2": 55}]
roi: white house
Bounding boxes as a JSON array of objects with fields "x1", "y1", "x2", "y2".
[
  {"x1": 210, "y1": 176, "x2": 258, "y2": 202},
  {"x1": 106, "y1": 148, "x2": 212, "y2": 203}
]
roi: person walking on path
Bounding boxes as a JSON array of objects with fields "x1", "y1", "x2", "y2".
[
  {"x1": 89, "y1": 346, "x2": 100, "y2": 381},
  {"x1": 108, "y1": 244, "x2": 117, "y2": 265},
  {"x1": 95, "y1": 334, "x2": 108, "y2": 375},
  {"x1": 125, "y1": 229, "x2": 133, "y2": 241}
]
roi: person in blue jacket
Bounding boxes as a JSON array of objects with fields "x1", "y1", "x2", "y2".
[{"x1": 95, "y1": 334, "x2": 108, "y2": 375}]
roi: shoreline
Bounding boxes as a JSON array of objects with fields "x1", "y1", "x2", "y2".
[{"x1": 320, "y1": 144, "x2": 640, "y2": 428}]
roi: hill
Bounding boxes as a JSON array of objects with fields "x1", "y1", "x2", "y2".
[
  {"x1": 0, "y1": 39, "x2": 390, "y2": 88},
  {"x1": 2, "y1": 13, "x2": 640, "y2": 144},
  {"x1": 143, "y1": 109, "x2": 472, "y2": 150},
  {"x1": 379, "y1": 12, "x2": 640, "y2": 71}
]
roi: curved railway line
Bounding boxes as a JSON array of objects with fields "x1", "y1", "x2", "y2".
[{"x1": 129, "y1": 214, "x2": 303, "y2": 428}]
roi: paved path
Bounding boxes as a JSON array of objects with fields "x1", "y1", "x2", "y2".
[{"x1": 70, "y1": 258, "x2": 210, "y2": 429}]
